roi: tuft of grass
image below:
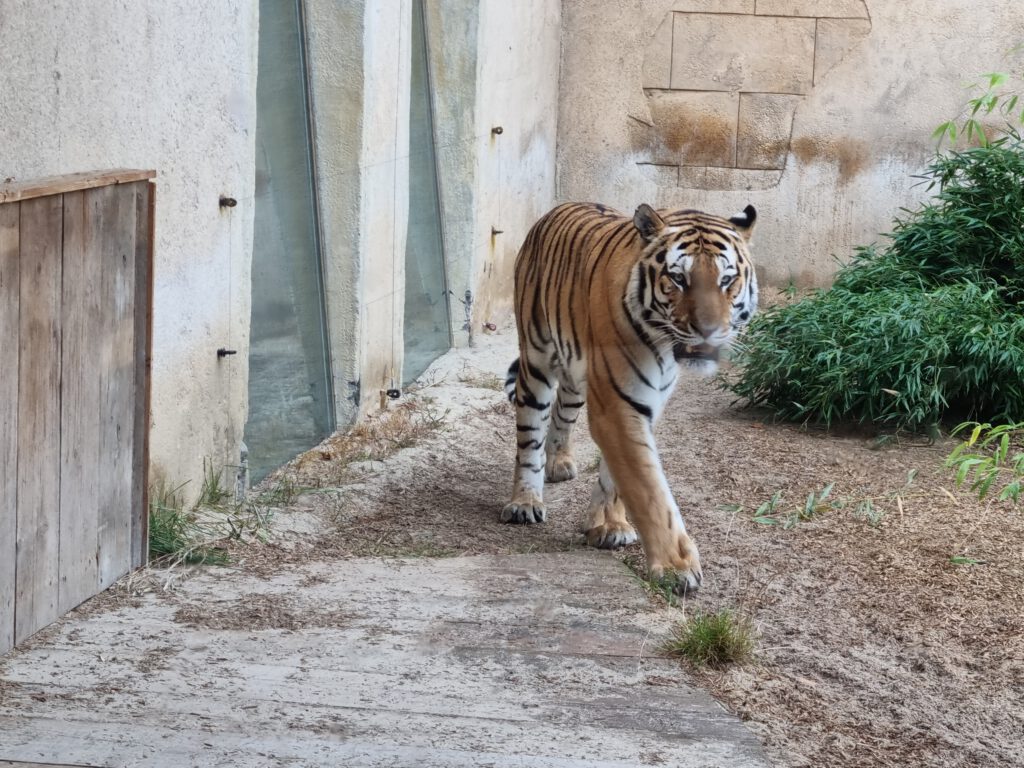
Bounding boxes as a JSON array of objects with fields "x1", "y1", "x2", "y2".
[
  {"x1": 148, "y1": 461, "x2": 275, "y2": 568},
  {"x1": 726, "y1": 136, "x2": 1024, "y2": 432},
  {"x1": 198, "y1": 458, "x2": 233, "y2": 507},
  {"x1": 663, "y1": 609, "x2": 756, "y2": 668},
  {"x1": 256, "y1": 476, "x2": 304, "y2": 507},
  {"x1": 623, "y1": 554, "x2": 683, "y2": 607},
  {"x1": 148, "y1": 480, "x2": 229, "y2": 566},
  {"x1": 854, "y1": 498, "x2": 885, "y2": 527}
]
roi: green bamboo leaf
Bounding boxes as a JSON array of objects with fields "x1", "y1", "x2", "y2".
[
  {"x1": 968, "y1": 423, "x2": 985, "y2": 446},
  {"x1": 950, "y1": 556, "x2": 986, "y2": 565}
]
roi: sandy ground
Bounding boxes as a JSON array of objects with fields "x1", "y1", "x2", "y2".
[{"x1": 251, "y1": 326, "x2": 1024, "y2": 768}]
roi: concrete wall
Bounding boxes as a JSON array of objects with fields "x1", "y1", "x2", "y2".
[
  {"x1": 427, "y1": 0, "x2": 561, "y2": 346},
  {"x1": 0, "y1": 1, "x2": 258, "y2": 497},
  {"x1": 557, "y1": 0, "x2": 1024, "y2": 287},
  {"x1": 470, "y1": 0, "x2": 562, "y2": 333},
  {"x1": 308, "y1": 0, "x2": 560, "y2": 418},
  {"x1": 308, "y1": 0, "x2": 412, "y2": 419}
]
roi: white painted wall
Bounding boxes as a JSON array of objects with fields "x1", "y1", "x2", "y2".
[
  {"x1": 357, "y1": 0, "x2": 412, "y2": 409},
  {"x1": 557, "y1": 0, "x2": 1024, "y2": 287},
  {"x1": 470, "y1": 0, "x2": 561, "y2": 334},
  {"x1": 0, "y1": 1, "x2": 258, "y2": 498},
  {"x1": 305, "y1": 0, "x2": 365, "y2": 424},
  {"x1": 307, "y1": 0, "x2": 412, "y2": 418},
  {"x1": 426, "y1": 0, "x2": 561, "y2": 346}
]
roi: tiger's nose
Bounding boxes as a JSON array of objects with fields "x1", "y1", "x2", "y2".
[{"x1": 694, "y1": 322, "x2": 721, "y2": 341}]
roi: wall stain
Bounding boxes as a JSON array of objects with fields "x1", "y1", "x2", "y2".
[
  {"x1": 791, "y1": 135, "x2": 870, "y2": 184},
  {"x1": 644, "y1": 108, "x2": 736, "y2": 167}
]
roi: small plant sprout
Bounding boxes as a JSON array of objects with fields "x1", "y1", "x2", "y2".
[
  {"x1": 791, "y1": 483, "x2": 835, "y2": 528},
  {"x1": 663, "y1": 609, "x2": 756, "y2": 668},
  {"x1": 748, "y1": 484, "x2": 836, "y2": 529},
  {"x1": 854, "y1": 499, "x2": 885, "y2": 527},
  {"x1": 946, "y1": 421, "x2": 1024, "y2": 503},
  {"x1": 751, "y1": 491, "x2": 785, "y2": 525}
]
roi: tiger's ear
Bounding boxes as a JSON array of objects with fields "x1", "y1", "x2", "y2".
[
  {"x1": 729, "y1": 205, "x2": 757, "y2": 242},
  {"x1": 633, "y1": 204, "x2": 666, "y2": 242}
]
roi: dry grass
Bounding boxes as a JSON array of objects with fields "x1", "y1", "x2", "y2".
[
  {"x1": 147, "y1": 465, "x2": 275, "y2": 570},
  {"x1": 457, "y1": 370, "x2": 505, "y2": 391},
  {"x1": 285, "y1": 399, "x2": 448, "y2": 486}
]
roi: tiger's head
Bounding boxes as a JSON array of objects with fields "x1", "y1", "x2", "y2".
[{"x1": 631, "y1": 203, "x2": 759, "y2": 373}]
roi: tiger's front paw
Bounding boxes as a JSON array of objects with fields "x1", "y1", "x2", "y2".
[
  {"x1": 585, "y1": 519, "x2": 638, "y2": 549},
  {"x1": 647, "y1": 531, "x2": 703, "y2": 596},
  {"x1": 545, "y1": 452, "x2": 578, "y2": 483},
  {"x1": 500, "y1": 493, "x2": 547, "y2": 525}
]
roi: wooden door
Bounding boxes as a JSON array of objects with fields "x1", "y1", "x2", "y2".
[{"x1": 0, "y1": 170, "x2": 154, "y2": 655}]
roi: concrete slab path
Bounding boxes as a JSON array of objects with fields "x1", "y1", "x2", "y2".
[{"x1": 0, "y1": 551, "x2": 769, "y2": 767}]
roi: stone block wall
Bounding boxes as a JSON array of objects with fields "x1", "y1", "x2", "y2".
[{"x1": 637, "y1": 1, "x2": 870, "y2": 190}]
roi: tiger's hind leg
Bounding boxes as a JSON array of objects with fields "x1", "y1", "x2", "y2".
[
  {"x1": 545, "y1": 380, "x2": 584, "y2": 483},
  {"x1": 583, "y1": 457, "x2": 638, "y2": 549},
  {"x1": 501, "y1": 354, "x2": 555, "y2": 525}
]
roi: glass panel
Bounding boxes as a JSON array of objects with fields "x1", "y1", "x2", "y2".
[
  {"x1": 245, "y1": 0, "x2": 334, "y2": 484},
  {"x1": 403, "y1": 0, "x2": 451, "y2": 385}
]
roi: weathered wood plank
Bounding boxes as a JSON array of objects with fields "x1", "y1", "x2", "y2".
[
  {"x1": 15, "y1": 195, "x2": 63, "y2": 644},
  {"x1": 0, "y1": 203, "x2": 19, "y2": 655},
  {"x1": 57, "y1": 191, "x2": 101, "y2": 614},
  {"x1": 0, "y1": 170, "x2": 155, "y2": 205},
  {"x1": 95, "y1": 185, "x2": 137, "y2": 590},
  {"x1": 130, "y1": 182, "x2": 153, "y2": 568}
]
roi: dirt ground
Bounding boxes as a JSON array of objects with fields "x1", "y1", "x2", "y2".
[{"x1": 251, "y1": 329, "x2": 1024, "y2": 768}]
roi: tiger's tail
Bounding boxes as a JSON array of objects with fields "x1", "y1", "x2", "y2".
[{"x1": 504, "y1": 358, "x2": 520, "y2": 402}]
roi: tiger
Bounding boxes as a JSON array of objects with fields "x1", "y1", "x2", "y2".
[{"x1": 501, "y1": 201, "x2": 758, "y2": 594}]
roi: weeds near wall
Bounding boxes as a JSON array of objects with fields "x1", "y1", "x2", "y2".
[{"x1": 148, "y1": 461, "x2": 280, "y2": 568}]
